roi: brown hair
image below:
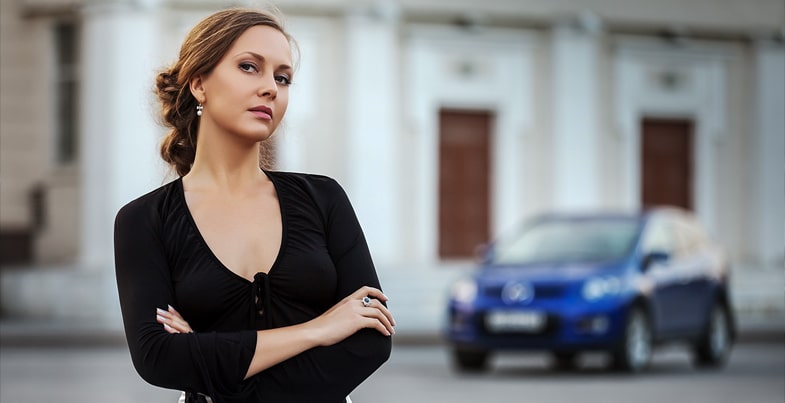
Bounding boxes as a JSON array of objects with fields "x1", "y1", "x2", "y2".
[{"x1": 156, "y1": 7, "x2": 295, "y2": 176}]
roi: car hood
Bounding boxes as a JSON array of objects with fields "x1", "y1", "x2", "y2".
[{"x1": 476, "y1": 260, "x2": 624, "y2": 285}]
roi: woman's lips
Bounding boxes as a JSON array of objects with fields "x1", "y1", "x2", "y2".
[{"x1": 249, "y1": 106, "x2": 273, "y2": 120}]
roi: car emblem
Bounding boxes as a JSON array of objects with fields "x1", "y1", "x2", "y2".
[{"x1": 501, "y1": 281, "x2": 534, "y2": 305}]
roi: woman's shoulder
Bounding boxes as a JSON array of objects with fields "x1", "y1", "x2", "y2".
[
  {"x1": 115, "y1": 178, "x2": 182, "y2": 224},
  {"x1": 267, "y1": 170, "x2": 346, "y2": 197}
]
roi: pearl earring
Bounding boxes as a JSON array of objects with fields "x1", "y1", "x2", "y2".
[{"x1": 196, "y1": 104, "x2": 203, "y2": 117}]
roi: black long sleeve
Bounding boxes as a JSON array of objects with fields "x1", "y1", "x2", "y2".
[
  {"x1": 247, "y1": 175, "x2": 392, "y2": 401},
  {"x1": 114, "y1": 188, "x2": 257, "y2": 400},
  {"x1": 114, "y1": 172, "x2": 391, "y2": 403}
]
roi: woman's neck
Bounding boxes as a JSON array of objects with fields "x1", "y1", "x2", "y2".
[{"x1": 186, "y1": 131, "x2": 268, "y2": 194}]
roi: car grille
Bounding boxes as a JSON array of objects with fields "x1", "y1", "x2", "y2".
[
  {"x1": 482, "y1": 284, "x2": 565, "y2": 300},
  {"x1": 478, "y1": 312, "x2": 560, "y2": 337}
]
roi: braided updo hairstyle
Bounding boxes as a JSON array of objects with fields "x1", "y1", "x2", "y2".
[{"x1": 156, "y1": 8, "x2": 294, "y2": 176}]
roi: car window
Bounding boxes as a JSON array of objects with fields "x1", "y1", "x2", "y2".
[
  {"x1": 672, "y1": 220, "x2": 693, "y2": 256},
  {"x1": 640, "y1": 216, "x2": 675, "y2": 255},
  {"x1": 672, "y1": 215, "x2": 709, "y2": 256},
  {"x1": 493, "y1": 217, "x2": 639, "y2": 265}
]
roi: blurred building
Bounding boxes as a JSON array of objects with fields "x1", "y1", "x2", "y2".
[{"x1": 1, "y1": 0, "x2": 783, "y2": 333}]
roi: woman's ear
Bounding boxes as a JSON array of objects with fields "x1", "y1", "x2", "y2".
[{"x1": 189, "y1": 75, "x2": 205, "y2": 103}]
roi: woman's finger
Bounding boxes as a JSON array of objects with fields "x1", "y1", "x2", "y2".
[
  {"x1": 167, "y1": 304, "x2": 183, "y2": 317},
  {"x1": 375, "y1": 301, "x2": 396, "y2": 327},
  {"x1": 363, "y1": 317, "x2": 391, "y2": 336},
  {"x1": 365, "y1": 287, "x2": 389, "y2": 302},
  {"x1": 358, "y1": 300, "x2": 395, "y2": 334},
  {"x1": 351, "y1": 286, "x2": 389, "y2": 303},
  {"x1": 162, "y1": 323, "x2": 180, "y2": 334},
  {"x1": 361, "y1": 306, "x2": 395, "y2": 335},
  {"x1": 168, "y1": 319, "x2": 188, "y2": 332},
  {"x1": 157, "y1": 307, "x2": 193, "y2": 333},
  {"x1": 361, "y1": 298, "x2": 396, "y2": 327},
  {"x1": 169, "y1": 316, "x2": 193, "y2": 333},
  {"x1": 156, "y1": 309, "x2": 171, "y2": 325}
]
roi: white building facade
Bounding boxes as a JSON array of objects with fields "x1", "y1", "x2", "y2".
[{"x1": 1, "y1": 0, "x2": 783, "y2": 334}]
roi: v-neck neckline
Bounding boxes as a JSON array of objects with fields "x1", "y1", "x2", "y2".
[{"x1": 176, "y1": 171, "x2": 287, "y2": 284}]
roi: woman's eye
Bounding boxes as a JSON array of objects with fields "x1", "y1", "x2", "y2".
[
  {"x1": 275, "y1": 74, "x2": 292, "y2": 86},
  {"x1": 239, "y1": 63, "x2": 258, "y2": 73}
]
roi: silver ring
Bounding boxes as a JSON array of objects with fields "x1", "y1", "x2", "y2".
[{"x1": 362, "y1": 296, "x2": 372, "y2": 307}]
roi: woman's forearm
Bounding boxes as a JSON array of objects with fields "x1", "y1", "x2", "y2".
[
  {"x1": 244, "y1": 322, "x2": 321, "y2": 379},
  {"x1": 244, "y1": 286, "x2": 394, "y2": 379}
]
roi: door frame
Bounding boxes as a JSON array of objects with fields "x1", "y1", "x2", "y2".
[
  {"x1": 614, "y1": 37, "x2": 732, "y2": 236},
  {"x1": 437, "y1": 108, "x2": 493, "y2": 259},
  {"x1": 640, "y1": 117, "x2": 695, "y2": 210},
  {"x1": 406, "y1": 25, "x2": 538, "y2": 262}
]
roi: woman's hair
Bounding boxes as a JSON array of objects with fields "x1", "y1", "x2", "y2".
[{"x1": 156, "y1": 7, "x2": 295, "y2": 176}]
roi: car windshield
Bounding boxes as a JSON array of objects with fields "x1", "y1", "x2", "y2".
[{"x1": 492, "y1": 217, "x2": 640, "y2": 265}]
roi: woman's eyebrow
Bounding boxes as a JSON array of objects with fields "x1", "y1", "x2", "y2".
[{"x1": 234, "y1": 51, "x2": 292, "y2": 70}]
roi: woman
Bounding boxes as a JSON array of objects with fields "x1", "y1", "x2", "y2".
[{"x1": 114, "y1": 8, "x2": 394, "y2": 403}]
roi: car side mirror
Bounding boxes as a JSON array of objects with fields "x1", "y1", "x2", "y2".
[
  {"x1": 474, "y1": 243, "x2": 494, "y2": 264},
  {"x1": 642, "y1": 251, "x2": 670, "y2": 272}
]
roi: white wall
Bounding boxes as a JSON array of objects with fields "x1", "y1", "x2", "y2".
[
  {"x1": 613, "y1": 37, "x2": 734, "y2": 237},
  {"x1": 753, "y1": 41, "x2": 785, "y2": 266},
  {"x1": 406, "y1": 25, "x2": 538, "y2": 263}
]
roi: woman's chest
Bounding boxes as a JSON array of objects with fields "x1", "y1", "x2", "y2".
[
  {"x1": 186, "y1": 191, "x2": 282, "y2": 282},
  {"x1": 166, "y1": 207, "x2": 338, "y2": 329}
]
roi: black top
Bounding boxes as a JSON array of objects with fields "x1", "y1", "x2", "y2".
[{"x1": 114, "y1": 171, "x2": 391, "y2": 403}]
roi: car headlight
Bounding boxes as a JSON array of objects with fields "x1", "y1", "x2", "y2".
[
  {"x1": 451, "y1": 278, "x2": 478, "y2": 304},
  {"x1": 582, "y1": 276, "x2": 623, "y2": 301}
]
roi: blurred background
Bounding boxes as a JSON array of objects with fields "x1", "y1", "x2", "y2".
[{"x1": 1, "y1": 0, "x2": 783, "y2": 402}]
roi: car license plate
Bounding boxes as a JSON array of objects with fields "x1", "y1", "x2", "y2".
[{"x1": 485, "y1": 310, "x2": 546, "y2": 333}]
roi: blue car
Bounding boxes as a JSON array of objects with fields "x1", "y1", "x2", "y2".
[{"x1": 446, "y1": 207, "x2": 735, "y2": 372}]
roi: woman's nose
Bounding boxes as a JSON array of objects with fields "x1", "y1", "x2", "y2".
[{"x1": 258, "y1": 74, "x2": 278, "y2": 99}]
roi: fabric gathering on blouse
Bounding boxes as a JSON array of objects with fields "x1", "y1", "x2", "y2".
[{"x1": 114, "y1": 171, "x2": 392, "y2": 403}]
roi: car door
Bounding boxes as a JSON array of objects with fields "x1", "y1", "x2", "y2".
[
  {"x1": 671, "y1": 215, "x2": 715, "y2": 334},
  {"x1": 641, "y1": 215, "x2": 693, "y2": 337}
]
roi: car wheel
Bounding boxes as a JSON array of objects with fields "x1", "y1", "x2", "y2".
[
  {"x1": 452, "y1": 347, "x2": 490, "y2": 372},
  {"x1": 611, "y1": 306, "x2": 652, "y2": 373},
  {"x1": 551, "y1": 352, "x2": 578, "y2": 371},
  {"x1": 693, "y1": 303, "x2": 732, "y2": 368}
]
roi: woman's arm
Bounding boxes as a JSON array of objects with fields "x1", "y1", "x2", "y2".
[
  {"x1": 245, "y1": 286, "x2": 393, "y2": 378},
  {"x1": 245, "y1": 174, "x2": 394, "y2": 389},
  {"x1": 158, "y1": 286, "x2": 395, "y2": 379},
  {"x1": 114, "y1": 198, "x2": 257, "y2": 398},
  {"x1": 118, "y1": 194, "x2": 395, "y2": 395},
  {"x1": 131, "y1": 176, "x2": 393, "y2": 400},
  {"x1": 256, "y1": 175, "x2": 393, "y2": 397}
]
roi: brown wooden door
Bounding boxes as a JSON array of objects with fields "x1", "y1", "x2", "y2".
[
  {"x1": 439, "y1": 109, "x2": 492, "y2": 259},
  {"x1": 641, "y1": 118, "x2": 693, "y2": 210}
]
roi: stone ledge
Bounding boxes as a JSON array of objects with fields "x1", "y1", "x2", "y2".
[
  {"x1": 1, "y1": 318, "x2": 781, "y2": 348},
  {"x1": 0, "y1": 320, "x2": 126, "y2": 347}
]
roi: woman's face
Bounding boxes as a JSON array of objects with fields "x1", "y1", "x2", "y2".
[{"x1": 193, "y1": 25, "x2": 293, "y2": 143}]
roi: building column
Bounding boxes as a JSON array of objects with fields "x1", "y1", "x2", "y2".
[
  {"x1": 80, "y1": 3, "x2": 163, "y2": 319},
  {"x1": 550, "y1": 16, "x2": 603, "y2": 210},
  {"x1": 753, "y1": 39, "x2": 785, "y2": 266},
  {"x1": 343, "y1": 4, "x2": 400, "y2": 264}
]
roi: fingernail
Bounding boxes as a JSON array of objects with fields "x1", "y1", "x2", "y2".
[
  {"x1": 168, "y1": 304, "x2": 174, "y2": 311},
  {"x1": 156, "y1": 314, "x2": 166, "y2": 322},
  {"x1": 156, "y1": 308, "x2": 166, "y2": 315}
]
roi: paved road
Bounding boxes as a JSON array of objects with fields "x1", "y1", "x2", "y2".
[
  {"x1": 1, "y1": 341, "x2": 782, "y2": 403},
  {"x1": 354, "y1": 341, "x2": 785, "y2": 403}
]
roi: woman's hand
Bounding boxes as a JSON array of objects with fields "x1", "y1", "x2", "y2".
[
  {"x1": 156, "y1": 305, "x2": 194, "y2": 334},
  {"x1": 308, "y1": 286, "x2": 396, "y2": 346}
]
